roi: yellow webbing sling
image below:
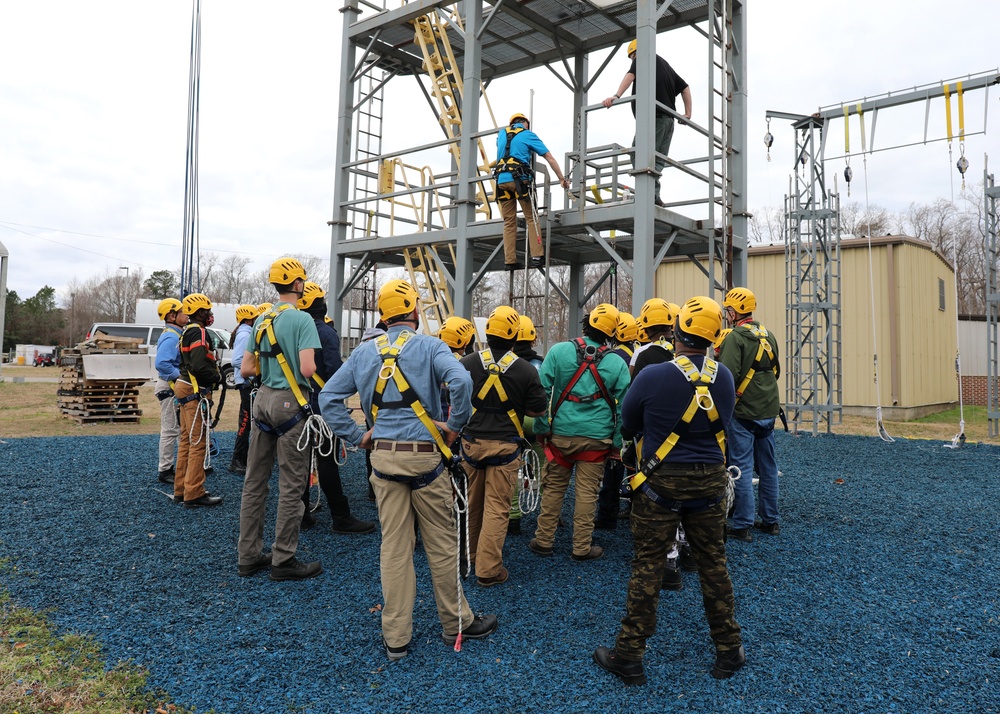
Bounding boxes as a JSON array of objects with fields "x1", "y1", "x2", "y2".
[
  {"x1": 473, "y1": 349, "x2": 525, "y2": 439},
  {"x1": 371, "y1": 331, "x2": 453, "y2": 461},
  {"x1": 734, "y1": 324, "x2": 778, "y2": 401},
  {"x1": 629, "y1": 356, "x2": 726, "y2": 491},
  {"x1": 253, "y1": 303, "x2": 310, "y2": 409},
  {"x1": 617, "y1": 343, "x2": 635, "y2": 358}
]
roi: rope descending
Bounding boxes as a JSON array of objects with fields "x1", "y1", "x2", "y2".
[{"x1": 450, "y1": 458, "x2": 470, "y2": 652}]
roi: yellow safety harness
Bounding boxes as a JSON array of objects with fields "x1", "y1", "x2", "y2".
[
  {"x1": 472, "y1": 349, "x2": 525, "y2": 439},
  {"x1": 734, "y1": 323, "x2": 778, "y2": 402},
  {"x1": 253, "y1": 303, "x2": 311, "y2": 409},
  {"x1": 617, "y1": 343, "x2": 635, "y2": 358},
  {"x1": 371, "y1": 330, "x2": 453, "y2": 461},
  {"x1": 493, "y1": 126, "x2": 531, "y2": 201},
  {"x1": 629, "y1": 355, "x2": 726, "y2": 493}
]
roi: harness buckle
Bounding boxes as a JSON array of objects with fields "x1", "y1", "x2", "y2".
[
  {"x1": 582, "y1": 343, "x2": 598, "y2": 359},
  {"x1": 696, "y1": 390, "x2": 715, "y2": 411},
  {"x1": 378, "y1": 364, "x2": 396, "y2": 381}
]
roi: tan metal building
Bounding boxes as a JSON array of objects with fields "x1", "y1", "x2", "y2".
[{"x1": 655, "y1": 235, "x2": 957, "y2": 418}]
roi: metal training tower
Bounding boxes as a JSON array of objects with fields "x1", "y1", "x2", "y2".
[
  {"x1": 327, "y1": 0, "x2": 748, "y2": 346},
  {"x1": 986, "y1": 160, "x2": 1000, "y2": 436}
]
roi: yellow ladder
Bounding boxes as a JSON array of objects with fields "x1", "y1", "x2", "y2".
[{"x1": 403, "y1": 243, "x2": 457, "y2": 334}]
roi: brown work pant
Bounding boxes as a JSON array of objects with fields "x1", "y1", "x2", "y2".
[
  {"x1": 173, "y1": 381, "x2": 208, "y2": 502},
  {"x1": 370, "y1": 442, "x2": 473, "y2": 648},
  {"x1": 462, "y1": 437, "x2": 520, "y2": 579},
  {"x1": 534, "y1": 434, "x2": 611, "y2": 556},
  {"x1": 498, "y1": 182, "x2": 543, "y2": 264}
]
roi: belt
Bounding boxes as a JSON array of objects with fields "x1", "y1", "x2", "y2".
[{"x1": 374, "y1": 441, "x2": 437, "y2": 453}]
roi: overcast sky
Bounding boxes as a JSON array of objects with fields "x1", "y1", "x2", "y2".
[{"x1": 1, "y1": 0, "x2": 997, "y2": 303}]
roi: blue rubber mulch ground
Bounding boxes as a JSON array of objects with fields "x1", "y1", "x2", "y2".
[{"x1": 1, "y1": 431, "x2": 998, "y2": 713}]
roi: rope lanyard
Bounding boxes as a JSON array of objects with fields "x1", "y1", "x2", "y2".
[
  {"x1": 942, "y1": 83, "x2": 967, "y2": 448},
  {"x1": 297, "y1": 410, "x2": 335, "y2": 512},
  {"x1": 517, "y1": 446, "x2": 541, "y2": 514},
  {"x1": 629, "y1": 356, "x2": 726, "y2": 493}
]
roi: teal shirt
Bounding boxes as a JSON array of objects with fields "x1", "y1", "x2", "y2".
[
  {"x1": 254, "y1": 305, "x2": 321, "y2": 391},
  {"x1": 534, "y1": 337, "x2": 630, "y2": 448}
]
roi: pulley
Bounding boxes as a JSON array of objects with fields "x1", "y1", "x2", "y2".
[
  {"x1": 844, "y1": 164, "x2": 853, "y2": 196},
  {"x1": 764, "y1": 117, "x2": 773, "y2": 162},
  {"x1": 957, "y1": 153, "x2": 969, "y2": 190}
]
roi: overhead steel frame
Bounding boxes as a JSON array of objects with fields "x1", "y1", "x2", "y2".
[
  {"x1": 986, "y1": 160, "x2": 999, "y2": 436},
  {"x1": 328, "y1": 0, "x2": 747, "y2": 339},
  {"x1": 768, "y1": 70, "x2": 1000, "y2": 435}
]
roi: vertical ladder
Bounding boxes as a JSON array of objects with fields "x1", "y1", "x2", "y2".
[
  {"x1": 353, "y1": 65, "x2": 385, "y2": 240},
  {"x1": 986, "y1": 162, "x2": 1000, "y2": 436},
  {"x1": 404, "y1": 244, "x2": 457, "y2": 332}
]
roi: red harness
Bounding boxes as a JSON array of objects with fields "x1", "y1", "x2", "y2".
[{"x1": 543, "y1": 440, "x2": 612, "y2": 469}]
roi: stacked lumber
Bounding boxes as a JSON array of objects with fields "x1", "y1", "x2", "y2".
[{"x1": 57, "y1": 336, "x2": 148, "y2": 424}]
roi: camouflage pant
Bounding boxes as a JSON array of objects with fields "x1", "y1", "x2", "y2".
[{"x1": 615, "y1": 468, "x2": 742, "y2": 661}]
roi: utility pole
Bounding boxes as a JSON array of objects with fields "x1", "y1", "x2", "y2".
[{"x1": 119, "y1": 266, "x2": 129, "y2": 321}]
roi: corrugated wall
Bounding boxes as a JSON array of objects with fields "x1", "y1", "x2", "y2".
[{"x1": 653, "y1": 238, "x2": 957, "y2": 409}]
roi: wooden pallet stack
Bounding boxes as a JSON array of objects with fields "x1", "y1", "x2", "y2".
[{"x1": 57, "y1": 335, "x2": 148, "y2": 424}]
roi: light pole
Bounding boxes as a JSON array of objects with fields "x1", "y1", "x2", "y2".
[
  {"x1": 119, "y1": 266, "x2": 129, "y2": 322},
  {"x1": 70, "y1": 292, "x2": 75, "y2": 346}
]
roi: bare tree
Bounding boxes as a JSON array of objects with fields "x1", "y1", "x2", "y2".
[
  {"x1": 839, "y1": 200, "x2": 892, "y2": 238},
  {"x1": 748, "y1": 206, "x2": 784, "y2": 245}
]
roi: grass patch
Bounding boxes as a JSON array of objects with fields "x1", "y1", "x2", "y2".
[
  {"x1": 913, "y1": 404, "x2": 987, "y2": 424},
  {"x1": 0, "y1": 589, "x2": 194, "y2": 714}
]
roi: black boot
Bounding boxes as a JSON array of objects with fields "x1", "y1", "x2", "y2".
[{"x1": 593, "y1": 646, "x2": 646, "y2": 685}]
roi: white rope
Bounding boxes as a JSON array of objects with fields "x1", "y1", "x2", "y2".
[
  {"x1": 724, "y1": 465, "x2": 741, "y2": 518},
  {"x1": 943, "y1": 144, "x2": 967, "y2": 449},
  {"x1": 332, "y1": 435, "x2": 355, "y2": 466},
  {"x1": 186, "y1": 394, "x2": 214, "y2": 469},
  {"x1": 297, "y1": 413, "x2": 334, "y2": 512},
  {"x1": 451, "y1": 470, "x2": 470, "y2": 652},
  {"x1": 517, "y1": 446, "x2": 541, "y2": 514},
  {"x1": 860, "y1": 151, "x2": 894, "y2": 443}
]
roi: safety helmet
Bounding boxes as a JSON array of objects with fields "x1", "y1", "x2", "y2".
[
  {"x1": 724, "y1": 287, "x2": 757, "y2": 315},
  {"x1": 182, "y1": 293, "x2": 213, "y2": 315},
  {"x1": 665, "y1": 302, "x2": 681, "y2": 324},
  {"x1": 486, "y1": 305, "x2": 521, "y2": 339},
  {"x1": 509, "y1": 112, "x2": 529, "y2": 127},
  {"x1": 636, "y1": 326, "x2": 650, "y2": 344},
  {"x1": 157, "y1": 298, "x2": 183, "y2": 321},
  {"x1": 675, "y1": 296, "x2": 724, "y2": 348},
  {"x1": 257, "y1": 302, "x2": 273, "y2": 314},
  {"x1": 377, "y1": 279, "x2": 419, "y2": 321},
  {"x1": 297, "y1": 281, "x2": 326, "y2": 310},
  {"x1": 438, "y1": 316, "x2": 476, "y2": 349},
  {"x1": 615, "y1": 312, "x2": 638, "y2": 343},
  {"x1": 235, "y1": 304, "x2": 260, "y2": 323},
  {"x1": 638, "y1": 300, "x2": 674, "y2": 329},
  {"x1": 713, "y1": 327, "x2": 733, "y2": 350},
  {"x1": 587, "y1": 303, "x2": 620, "y2": 337},
  {"x1": 517, "y1": 315, "x2": 537, "y2": 342},
  {"x1": 627, "y1": 39, "x2": 637, "y2": 57},
  {"x1": 269, "y1": 257, "x2": 307, "y2": 285}
]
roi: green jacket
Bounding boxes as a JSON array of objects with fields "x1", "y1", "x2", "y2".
[
  {"x1": 535, "y1": 337, "x2": 630, "y2": 448},
  {"x1": 718, "y1": 320, "x2": 780, "y2": 420}
]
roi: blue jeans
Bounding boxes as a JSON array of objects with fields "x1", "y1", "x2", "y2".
[{"x1": 728, "y1": 417, "x2": 779, "y2": 529}]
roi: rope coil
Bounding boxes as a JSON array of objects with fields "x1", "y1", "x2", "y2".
[
  {"x1": 297, "y1": 414, "x2": 334, "y2": 512},
  {"x1": 517, "y1": 446, "x2": 541, "y2": 514}
]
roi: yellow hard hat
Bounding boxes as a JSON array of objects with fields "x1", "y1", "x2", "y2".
[
  {"x1": 486, "y1": 305, "x2": 521, "y2": 339},
  {"x1": 235, "y1": 304, "x2": 260, "y2": 322},
  {"x1": 297, "y1": 281, "x2": 326, "y2": 310},
  {"x1": 588, "y1": 303, "x2": 620, "y2": 337},
  {"x1": 377, "y1": 279, "x2": 419, "y2": 321},
  {"x1": 438, "y1": 316, "x2": 476, "y2": 349},
  {"x1": 714, "y1": 327, "x2": 733, "y2": 350},
  {"x1": 181, "y1": 293, "x2": 212, "y2": 315},
  {"x1": 517, "y1": 315, "x2": 537, "y2": 342},
  {"x1": 724, "y1": 287, "x2": 757, "y2": 314},
  {"x1": 509, "y1": 112, "x2": 530, "y2": 127},
  {"x1": 269, "y1": 257, "x2": 307, "y2": 285},
  {"x1": 627, "y1": 39, "x2": 637, "y2": 57},
  {"x1": 615, "y1": 312, "x2": 638, "y2": 343},
  {"x1": 638, "y1": 300, "x2": 674, "y2": 329},
  {"x1": 157, "y1": 298, "x2": 182, "y2": 321},
  {"x1": 676, "y1": 296, "x2": 724, "y2": 348},
  {"x1": 665, "y1": 302, "x2": 681, "y2": 324},
  {"x1": 257, "y1": 302, "x2": 273, "y2": 314},
  {"x1": 636, "y1": 326, "x2": 650, "y2": 344}
]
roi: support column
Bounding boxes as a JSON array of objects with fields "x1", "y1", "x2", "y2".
[
  {"x1": 729, "y1": 0, "x2": 748, "y2": 289},
  {"x1": 631, "y1": 0, "x2": 656, "y2": 305},
  {"x1": 986, "y1": 161, "x2": 1000, "y2": 435}
]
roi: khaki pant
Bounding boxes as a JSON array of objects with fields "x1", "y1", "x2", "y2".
[
  {"x1": 534, "y1": 434, "x2": 610, "y2": 556},
  {"x1": 462, "y1": 437, "x2": 520, "y2": 579},
  {"x1": 370, "y1": 442, "x2": 473, "y2": 648},
  {"x1": 156, "y1": 378, "x2": 179, "y2": 472},
  {"x1": 498, "y1": 181, "x2": 543, "y2": 264},
  {"x1": 173, "y1": 381, "x2": 208, "y2": 501},
  {"x1": 237, "y1": 386, "x2": 310, "y2": 567}
]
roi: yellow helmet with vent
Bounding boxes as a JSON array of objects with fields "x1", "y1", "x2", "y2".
[
  {"x1": 181, "y1": 293, "x2": 212, "y2": 315},
  {"x1": 438, "y1": 316, "x2": 476, "y2": 349},
  {"x1": 615, "y1": 313, "x2": 638, "y2": 343},
  {"x1": 517, "y1": 315, "x2": 537, "y2": 342},
  {"x1": 236, "y1": 304, "x2": 260, "y2": 322},
  {"x1": 724, "y1": 287, "x2": 756, "y2": 314},
  {"x1": 269, "y1": 257, "x2": 307, "y2": 285},
  {"x1": 377, "y1": 279, "x2": 419, "y2": 321},
  {"x1": 486, "y1": 306, "x2": 521, "y2": 339},
  {"x1": 157, "y1": 298, "x2": 182, "y2": 321},
  {"x1": 676, "y1": 296, "x2": 724, "y2": 348},
  {"x1": 588, "y1": 303, "x2": 620, "y2": 337},
  {"x1": 297, "y1": 282, "x2": 326, "y2": 310}
]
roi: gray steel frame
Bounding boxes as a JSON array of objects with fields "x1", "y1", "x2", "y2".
[
  {"x1": 328, "y1": 0, "x2": 748, "y2": 341},
  {"x1": 986, "y1": 161, "x2": 999, "y2": 436}
]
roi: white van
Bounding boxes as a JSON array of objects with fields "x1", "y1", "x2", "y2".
[{"x1": 87, "y1": 323, "x2": 236, "y2": 388}]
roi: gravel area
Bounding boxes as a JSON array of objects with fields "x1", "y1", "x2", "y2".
[{"x1": 0, "y1": 432, "x2": 997, "y2": 713}]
